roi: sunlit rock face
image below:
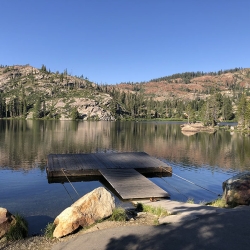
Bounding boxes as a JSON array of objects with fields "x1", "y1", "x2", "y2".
[
  {"x1": 223, "y1": 172, "x2": 250, "y2": 206},
  {"x1": 0, "y1": 208, "x2": 16, "y2": 239},
  {"x1": 53, "y1": 187, "x2": 115, "y2": 238}
]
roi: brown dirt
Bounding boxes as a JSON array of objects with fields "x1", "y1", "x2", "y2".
[{"x1": 0, "y1": 210, "x2": 158, "y2": 250}]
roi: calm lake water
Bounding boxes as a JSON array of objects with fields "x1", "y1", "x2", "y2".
[{"x1": 0, "y1": 120, "x2": 249, "y2": 234}]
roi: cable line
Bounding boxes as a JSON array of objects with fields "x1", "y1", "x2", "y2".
[
  {"x1": 159, "y1": 175, "x2": 188, "y2": 199},
  {"x1": 61, "y1": 168, "x2": 80, "y2": 197},
  {"x1": 62, "y1": 183, "x2": 75, "y2": 203},
  {"x1": 160, "y1": 167, "x2": 221, "y2": 196}
]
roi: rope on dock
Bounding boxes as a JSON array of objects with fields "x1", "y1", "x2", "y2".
[
  {"x1": 61, "y1": 168, "x2": 80, "y2": 197},
  {"x1": 160, "y1": 166, "x2": 221, "y2": 196}
]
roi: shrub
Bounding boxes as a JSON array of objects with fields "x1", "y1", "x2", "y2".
[
  {"x1": 136, "y1": 203, "x2": 169, "y2": 217},
  {"x1": 207, "y1": 197, "x2": 227, "y2": 208},
  {"x1": 44, "y1": 222, "x2": 56, "y2": 239},
  {"x1": 186, "y1": 197, "x2": 194, "y2": 204},
  {"x1": 6, "y1": 214, "x2": 28, "y2": 241},
  {"x1": 110, "y1": 207, "x2": 127, "y2": 221}
]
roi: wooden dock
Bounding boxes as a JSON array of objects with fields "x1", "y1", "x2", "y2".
[
  {"x1": 47, "y1": 152, "x2": 171, "y2": 200},
  {"x1": 99, "y1": 169, "x2": 168, "y2": 199}
]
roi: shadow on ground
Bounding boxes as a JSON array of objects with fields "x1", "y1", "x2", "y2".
[
  {"x1": 104, "y1": 210, "x2": 250, "y2": 250},
  {"x1": 52, "y1": 209, "x2": 250, "y2": 250}
]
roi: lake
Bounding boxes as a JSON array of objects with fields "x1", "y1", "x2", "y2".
[{"x1": 0, "y1": 120, "x2": 249, "y2": 234}]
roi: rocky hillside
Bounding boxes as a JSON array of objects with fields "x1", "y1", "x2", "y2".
[
  {"x1": 0, "y1": 65, "x2": 115, "y2": 120},
  {"x1": 115, "y1": 68, "x2": 250, "y2": 101},
  {"x1": 1, "y1": 64, "x2": 250, "y2": 121}
]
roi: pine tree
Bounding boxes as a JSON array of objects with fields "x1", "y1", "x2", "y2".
[
  {"x1": 0, "y1": 93, "x2": 5, "y2": 118},
  {"x1": 186, "y1": 103, "x2": 196, "y2": 123},
  {"x1": 245, "y1": 102, "x2": 250, "y2": 128},
  {"x1": 60, "y1": 73, "x2": 64, "y2": 82},
  {"x1": 40, "y1": 64, "x2": 47, "y2": 73},
  {"x1": 221, "y1": 96, "x2": 234, "y2": 120},
  {"x1": 71, "y1": 107, "x2": 79, "y2": 120},
  {"x1": 33, "y1": 97, "x2": 41, "y2": 119},
  {"x1": 23, "y1": 99, "x2": 27, "y2": 118},
  {"x1": 237, "y1": 93, "x2": 250, "y2": 128},
  {"x1": 201, "y1": 94, "x2": 220, "y2": 126}
]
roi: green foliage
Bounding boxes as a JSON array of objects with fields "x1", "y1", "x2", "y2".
[
  {"x1": 6, "y1": 214, "x2": 28, "y2": 241},
  {"x1": 71, "y1": 107, "x2": 80, "y2": 120},
  {"x1": 186, "y1": 104, "x2": 196, "y2": 123},
  {"x1": 0, "y1": 93, "x2": 6, "y2": 118},
  {"x1": 44, "y1": 222, "x2": 56, "y2": 239},
  {"x1": 60, "y1": 73, "x2": 64, "y2": 82},
  {"x1": 3, "y1": 66, "x2": 12, "y2": 73},
  {"x1": 40, "y1": 64, "x2": 48, "y2": 74},
  {"x1": 221, "y1": 96, "x2": 234, "y2": 120},
  {"x1": 33, "y1": 97, "x2": 42, "y2": 119},
  {"x1": 110, "y1": 207, "x2": 127, "y2": 221},
  {"x1": 150, "y1": 67, "x2": 242, "y2": 83},
  {"x1": 206, "y1": 197, "x2": 226, "y2": 208},
  {"x1": 237, "y1": 93, "x2": 250, "y2": 128},
  {"x1": 136, "y1": 203, "x2": 169, "y2": 217},
  {"x1": 186, "y1": 197, "x2": 194, "y2": 204},
  {"x1": 201, "y1": 94, "x2": 220, "y2": 126}
]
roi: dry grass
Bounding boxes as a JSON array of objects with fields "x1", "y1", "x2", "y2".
[
  {"x1": 110, "y1": 207, "x2": 127, "y2": 221},
  {"x1": 207, "y1": 197, "x2": 227, "y2": 208},
  {"x1": 136, "y1": 203, "x2": 169, "y2": 217},
  {"x1": 5, "y1": 214, "x2": 28, "y2": 241}
]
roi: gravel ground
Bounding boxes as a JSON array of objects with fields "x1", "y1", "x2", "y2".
[{"x1": 0, "y1": 211, "x2": 157, "y2": 250}]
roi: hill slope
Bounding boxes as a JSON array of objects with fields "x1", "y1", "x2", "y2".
[
  {"x1": 0, "y1": 65, "x2": 115, "y2": 120},
  {"x1": 1, "y1": 65, "x2": 250, "y2": 120},
  {"x1": 115, "y1": 68, "x2": 250, "y2": 101}
]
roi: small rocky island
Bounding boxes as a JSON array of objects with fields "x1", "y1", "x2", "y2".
[{"x1": 181, "y1": 122, "x2": 217, "y2": 136}]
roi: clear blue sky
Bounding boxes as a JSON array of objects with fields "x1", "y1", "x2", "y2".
[{"x1": 1, "y1": 0, "x2": 249, "y2": 84}]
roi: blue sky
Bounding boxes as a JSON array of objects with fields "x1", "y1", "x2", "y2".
[{"x1": 1, "y1": 0, "x2": 249, "y2": 84}]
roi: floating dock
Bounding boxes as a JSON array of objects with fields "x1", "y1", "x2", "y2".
[
  {"x1": 99, "y1": 168, "x2": 168, "y2": 199},
  {"x1": 47, "y1": 152, "x2": 172, "y2": 199}
]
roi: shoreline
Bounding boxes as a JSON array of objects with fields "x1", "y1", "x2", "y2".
[
  {"x1": 2, "y1": 201, "x2": 249, "y2": 250},
  {"x1": 1, "y1": 209, "x2": 158, "y2": 250}
]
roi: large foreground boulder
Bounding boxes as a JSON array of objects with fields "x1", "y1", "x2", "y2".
[
  {"x1": 53, "y1": 187, "x2": 115, "y2": 238},
  {"x1": 0, "y1": 208, "x2": 16, "y2": 239},
  {"x1": 222, "y1": 172, "x2": 250, "y2": 206}
]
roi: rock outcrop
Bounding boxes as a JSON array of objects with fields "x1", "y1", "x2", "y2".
[
  {"x1": 53, "y1": 187, "x2": 115, "y2": 238},
  {"x1": 222, "y1": 172, "x2": 250, "y2": 206},
  {"x1": 0, "y1": 65, "x2": 116, "y2": 121},
  {"x1": 0, "y1": 208, "x2": 16, "y2": 239},
  {"x1": 55, "y1": 97, "x2": 115, "y2": 121},
  {"x1": 181, "y1": 123, "x2": 216, "y2": 135}
]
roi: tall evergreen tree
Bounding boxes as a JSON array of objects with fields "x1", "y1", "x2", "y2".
[
  {"x1": 33, "y1": 97, "x2": 41, "y2": 119},
  {"x1": 237, "y1": 93, "x2": 249, "y2": 128},
  {"x1": 0, "y1": 93, "x2": 5, "y2": 118},
  {"x1": 221, "y1": 96, "x2": 234, "y2": 120},
  {"x1": 71, "y1": 107, "x2": 79, "y2": 120},
  {"x1": 201, "y1": 94, "x2": 220, "y2": 126},
  {"x1": 186, "y1": 103, "x2": 196, "y2": 123}
]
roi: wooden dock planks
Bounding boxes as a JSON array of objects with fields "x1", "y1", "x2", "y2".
[
  {"x1": 47, "y1": 152, "x2": 172, "y2": 199},
  {"x1": 47, "y1": 152, "x2": 172, "y2": 172},
  {"x1": 99, "y1": 168, "x2": 169, "y2": 199}
]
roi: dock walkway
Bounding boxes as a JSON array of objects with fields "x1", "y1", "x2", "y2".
[{"x1": 47, "y1": 152, "x2": 171, "y2": 200}]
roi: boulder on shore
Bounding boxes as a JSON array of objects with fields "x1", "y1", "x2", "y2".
[
  {"x1": 222, "y1": 172, "x2": 250, "y2": 206},
  {"x1": 0, "y1": 208, "x2": 16, "y2": 239},
  {"x1": 53, "y1": 187, "x2": 115, "y2": 238}
]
